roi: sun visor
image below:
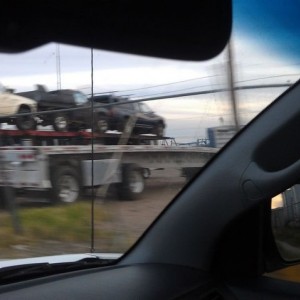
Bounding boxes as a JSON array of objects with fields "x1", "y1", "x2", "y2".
[{"x1": 0, "y1": 0, "x2": 232, "y2": 61}]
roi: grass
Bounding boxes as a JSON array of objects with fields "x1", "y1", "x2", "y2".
[{"x1": 0, "y1": 202, "x2": 116, "y2": 252}]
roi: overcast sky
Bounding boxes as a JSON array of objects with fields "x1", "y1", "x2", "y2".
[{"x1": 0, "y1": 26, "x2": 299, "y2": 142}]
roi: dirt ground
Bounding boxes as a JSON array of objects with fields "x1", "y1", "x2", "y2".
[
  {"x1": 4, "y1": 168, "x2": 187, "y2": 258},
  {"x1": 95, "y1": 169, "x2": 186, "y2": 251}
]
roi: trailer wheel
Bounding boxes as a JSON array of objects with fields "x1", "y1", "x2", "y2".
[
  {"x1": 142, "y1": 168, "x2": 151, "y2": 179},
  {"x1": 16, "y1": 107, "x2": 37, "y2": 130},
  {"x1": 94, "y1": 114, "x2": 109, "y2": 133},
  {"x1": 154, "y1": 123, "x2": 165, "y2": 137},
  {"x1": 182, "y1": 167, "x2": 201, "y2": 181},
  {"x1": 51, "y1": 166, "x2": 80, "y2": 204},
  {"x1": 117, "y1": 163, "x2": 144, "y2": 200},
  {"x1": 53, "y1": 113, "x2": 69, "y2": 132}
]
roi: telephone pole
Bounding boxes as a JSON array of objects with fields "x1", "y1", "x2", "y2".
[
  {"x1": 227, "y1": 39, "x2": 240, "y2": 132},
  {"x1": 56, "y1": 44, "x2": 61, "y2": 90}
]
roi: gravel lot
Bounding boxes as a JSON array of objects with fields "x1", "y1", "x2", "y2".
[
  {"x1": 95, "y1": 169, "x2": 186, "y2": 251},
  {"x1": 2, "y1": 168, "x2": 187, "y2": 258}
]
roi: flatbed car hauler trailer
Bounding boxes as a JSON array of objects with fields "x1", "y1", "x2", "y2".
[
  {"x1": 0, "y1": 143, "x2": 218, "y2": 204},
  {"x1": 0, "y1": 128, "x2": 173, "y2": 146}
]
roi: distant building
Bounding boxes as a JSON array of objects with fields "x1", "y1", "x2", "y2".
[{"x1": 206, "y1": 125, "x2": 243, "y2": 148}]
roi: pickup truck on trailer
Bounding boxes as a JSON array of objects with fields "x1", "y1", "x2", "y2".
[
  {"x1": 17, "y1": 85, "x2": 109, "y2": 133},
  {"x1": 0, "y1": 129, "x2": 218, "y2": 205},
  {"x1": 16, "y1": 85, "x2": 166, "y2": 136},
  {"x1": 0, "y1": 88, "x2": 37, "y2": 131}
]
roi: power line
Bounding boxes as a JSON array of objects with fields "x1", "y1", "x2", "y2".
[
  {"x1": 0, "y1": 82, "x2": 293, "y2": 121},
  {"x1": 110, "y1": 74, "x2": 222, "y2": 93},
  {"x1": 130, "y1": 83, "x2": 292, "y2": 102},
  {"x1": 236, "y1": 73, "x2": 300, "y2": 84}
]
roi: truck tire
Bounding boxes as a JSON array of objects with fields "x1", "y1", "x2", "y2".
[
  {"x1": 117, "y1": 163, "x2": 144, "y2": 200},
  {"x1": 16, "y1": 107, "x2": 37, "y2": 130},
  {"x1": 0, "y1": 187, "x2": 5, "y2": 210},
  {"x1": 182, "y1": 167, "x2": 201, "y2": 181},
  {"x1": 142, "y1": 168, "x2": 151, "y2": 179},
  {"x1": 51, "y1": 166, "x2": 80, "y2": 204},
  {"x1": 94, "y1": 114, "x2": 109, "y2": 133},
  {"x1": 53, "y1": 113, "x2": 69, "y2": 132}
]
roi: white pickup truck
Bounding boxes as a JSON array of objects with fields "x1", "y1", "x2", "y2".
[{"x1": 0, "y1": 85, "x2": 37, "y2": 130}]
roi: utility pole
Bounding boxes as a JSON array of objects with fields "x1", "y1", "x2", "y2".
[
  {"x1": 56, "y1": 44, "x2": 61, "y2": 90},
  {"x1": 227, "y1": 39, "x2": 240, "y2": 132}
]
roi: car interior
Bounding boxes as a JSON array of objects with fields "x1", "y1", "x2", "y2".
[{"x1": 1, "y1": 0, "x2": 300, "y2": 299}]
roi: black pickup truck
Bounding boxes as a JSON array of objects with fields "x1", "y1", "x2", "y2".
[
  {"x1": 90, "y1": 94, "x2": 166, "y2": 137},
  {"x1": 17, "y1": 85, "x2": 110, "y2": 132},
  {"x1": 17, "y1": 85, "x2": 166, "y2": 136}
]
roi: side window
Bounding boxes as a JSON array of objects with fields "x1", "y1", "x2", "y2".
[
  {"x1": 139, "y1": 103, "x2": 152, "y2": 113},
  {"x1": 118, "y1": 102, "x2": 134, "y2": 110},
  {"x1": 268, "y1": 190, "x2": 300, "y2": 283},
  {"x1": 94, "y1": 98, "x2": 109, "y2": 104},
  {"x1": 271, "y1": 185, "x2": 300, "y2": 261},
  {"x1": 92, "y1": 94, "x2": 112, "y2": 104}
]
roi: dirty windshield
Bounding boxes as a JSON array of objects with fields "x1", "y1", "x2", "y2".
[{"x1": 0, "y1": 4, "x2": 296, "y2": 259}]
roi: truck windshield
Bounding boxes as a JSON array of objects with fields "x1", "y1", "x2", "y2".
[
  {"x1": 139, "y1": 103, "x2": 153, "y2": 113},
  {"x1": 74, "y1": 92, "x2": 88, "y2": 105}
]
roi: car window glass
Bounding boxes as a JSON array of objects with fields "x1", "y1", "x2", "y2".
[
  {"x1": 74, "y1": 92, "x2": 88, "y2": 105},
  {"x1": 271, "y1": 185, "x2": 300, "y2": 261},
  {"x1": 139, "y1": 103, "x2": 153, "y2": 113},
  {"x1": 93, "y1": 95, "x2": 113, "y2": 104},
  {"x1": 0, "y1": 5, "x2": 296, "y2": 260},
  {"x1": 266, "y1": 189, "x2": 300, "y2": 283},
  {"x1": 118, "y1": 101, "x2": 134, "y2": 110}
]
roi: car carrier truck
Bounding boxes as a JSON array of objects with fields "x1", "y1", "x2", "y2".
[{"x1": 0, "y1": 128, "x2": 219, "y2": 205}]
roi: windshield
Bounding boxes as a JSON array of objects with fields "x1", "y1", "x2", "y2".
[
  {"x1": 138, "y1": 103, "x2": 153, "y2": 113},
  {"x1": 74, "y1": 92, "x2": 88, "y2": 105},
  {"x1": 0, "y1": 1, "x2": 298, "y2": 262}
]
